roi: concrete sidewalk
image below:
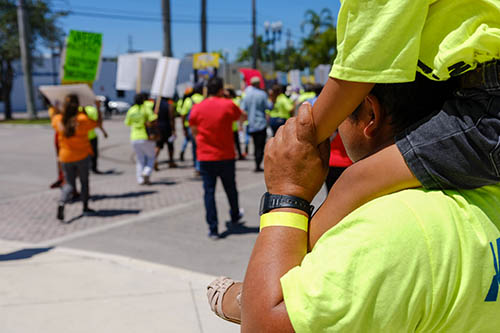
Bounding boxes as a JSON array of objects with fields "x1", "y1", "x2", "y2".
[{"x1": 0, "y1": 240, "x2": 238, "y2": 333}]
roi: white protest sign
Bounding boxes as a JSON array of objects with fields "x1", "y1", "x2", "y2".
[
  {"x1": 116, "y1": 54, "x2": 138, "y2": 91},
  {"x1": 288, "y1": 70, "x2": 301, "y2": 88},
  {"x1": 140, "y1": 57, "x2": 159, "y2": 92},
  {"x1": 116, "y1": 52, "x2": 162, "y2": 91},
  {"x1": 39, "y1": 84, "x2": 97, "y2": 108},
  {"x1": 151, "y1": 57, "x2": 181, "y2": 98},
  {"x1": 314, "y1": 64, "x2": 331, "y2": 85}
]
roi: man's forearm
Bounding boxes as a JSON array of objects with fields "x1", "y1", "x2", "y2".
[{"x1": 241, "y1": 208, "x2": 307, "y2": 332}]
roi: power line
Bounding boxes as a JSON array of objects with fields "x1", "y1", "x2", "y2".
[
  {"x1": 53, "y1": 3, "x2": 251, "y2": 22},
  {"x1": 0, "y1": 2, "x2": 253, "y2": 25},
  {"x1": 53, "y1": 8, "x2": 253, "y2": 25}
]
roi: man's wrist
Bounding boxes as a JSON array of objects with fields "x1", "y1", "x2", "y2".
[{"x1": 259, "y1": 192, "x2": 314, "y2": 217}]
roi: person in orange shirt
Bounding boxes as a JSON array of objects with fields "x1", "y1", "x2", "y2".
[{"x1": 52, "y1": 94, "x2": 100, "y2": 222}]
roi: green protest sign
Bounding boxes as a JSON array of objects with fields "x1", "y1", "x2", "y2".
[{"x1": 62, "y1": 30, "x2": 103, "y2": 83}]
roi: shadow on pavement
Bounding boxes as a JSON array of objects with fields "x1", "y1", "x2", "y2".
[
  {"x1": 62, "y1": 209, "x2": 141, "y2": 224},
  {"x1": 150, "y1": 179, "x2": 177, "y2": 186},
  {"x1": 219, "y1": 221, "x2": 259, "y2": 239},
  {"x1": 91, "y1": 191, "x2": 157, "y2": 201},
  {"x1": 0, "y1": 247, "x2": 54, "y2": 261},
  {"x1": 93, "y1": 169, "x2": 123, "y2": 176}
]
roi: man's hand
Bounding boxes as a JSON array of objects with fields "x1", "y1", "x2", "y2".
[{"x1": 264, "y1": 102, "x2": 330, "y2": 203}]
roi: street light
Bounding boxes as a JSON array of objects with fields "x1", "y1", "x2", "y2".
[{"x1": 264, "y1": 20, "x2": 283, "y2": 69}]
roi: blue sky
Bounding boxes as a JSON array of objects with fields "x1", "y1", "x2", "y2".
[{"x1": 51, "y1": 0, "x2": 340, "y2": 60}]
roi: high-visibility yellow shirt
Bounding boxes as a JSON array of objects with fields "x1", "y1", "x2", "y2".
[
  {"x1": 282, "y1": 185, "x2": 500, "y2": 332},
  {"x1": 331, "y1": 0, "x2": 500, "y2": 82}
]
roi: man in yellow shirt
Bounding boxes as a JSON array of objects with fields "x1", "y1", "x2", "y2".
[{"x1": 209, "y1": 79, "x2": 500, "y2": 331}]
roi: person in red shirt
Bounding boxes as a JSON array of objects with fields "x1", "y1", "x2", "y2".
[
  {"x1": 189, "y1": 77, "x2": 247, "y2": 239},
  {"x1": 325, "y1": 133, "x2": 353, "y2": 192}
]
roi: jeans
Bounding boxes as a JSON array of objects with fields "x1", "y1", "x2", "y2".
[
  {"x1": 182, "y1": 128, "x2": 199, "y2": 171},
  {"x1": 250, "y1": 129, "x2": 267, "y2": 170},
  {"x1": 199, "y1": 160, "x2": 240, "y2": 234},
  {"x1": 233, "y1": 131, "x2": 243, "y2": 158},
  {"x1": 90, "y1": 137, "x2": 98, "y2": 172},
  {"x1": 396, "y1": 60, "x2": 500, "y2": 189},
  {"x1": 61, "y1": 156, "x2": 90, "y2": 204},
  {"x1": 132, "y1": 140, "x2": 156, "y2": 183},
  {"x1": 270, "y1": 117, "x2": 287, "y2": 136}
]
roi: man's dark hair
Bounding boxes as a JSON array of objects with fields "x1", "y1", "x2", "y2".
[
  {"x1": 350, "y1": 73, "x2": 456, "y2": 134},
  {"x1": 193, "y1": 83, "x2": 204, "y2": 95},
  {"x1": 226, "y1": 88, "x2": 237, "y2": 99},
  {"x1": 207, "y1": 77, "x2": 224, "y2": 96}
]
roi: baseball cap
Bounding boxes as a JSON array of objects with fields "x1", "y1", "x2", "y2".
[{"x1": 250, "y1": 76, "x2": 261, "y2": 84}]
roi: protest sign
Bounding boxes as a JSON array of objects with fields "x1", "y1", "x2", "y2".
[
  {"x1": 193, "y1": 53, "x2": 220, "y2": 69},
  {"x1": 151, "y1": 57, "x2": 181, "y2": 98},
  {"x1": 61, "y1": 30, "x2": 103, "y2": 83},
  {"x1": 288, "y1": 70, "x2": 301, "y2": 88},
  {"x1": 314, "y1": 64, "x2": 331, "y2": 85},
  {"x1": 39, "y1": 84, "x2": 97, "y2": 108},
  {"x1": 116, "y1": 52, "x2": 162, "y2": 92}
]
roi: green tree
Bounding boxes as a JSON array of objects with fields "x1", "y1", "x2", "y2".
[
  {"x1": 236, "y1": 35, "x2": 273, "y2": 64},
  {"x1": 300, "y1": 8, "x2": 334, "y2": 36},
  {"x1": 0, "y1": 0, "x2": 66, "y2": 119},
  {"x1": 235, "y1": 8, "x2": 336, "y2": 73},
  {"x1": 300, "y1": 8, "x2": 337, "y2": 68}
]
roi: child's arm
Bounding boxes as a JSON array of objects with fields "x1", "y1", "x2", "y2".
[
  {"x1": 308, "y1": 144, "x2": 421, "y2": 250},
  {"x1": 312, "y1": 77, "x2": 374, "y2": 145}
]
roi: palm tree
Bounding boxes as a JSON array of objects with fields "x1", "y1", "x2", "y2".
[
  {"x1": 300, "y1": 8, "x2": 337, "y2": 68},
  {"x1": 300, "y1": 8, "x2": 334, "y2": 37}
]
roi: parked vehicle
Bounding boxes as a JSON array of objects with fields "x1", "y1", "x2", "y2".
[{"x1": 108, "y1": 100, "x2": 131, "y2": 115}]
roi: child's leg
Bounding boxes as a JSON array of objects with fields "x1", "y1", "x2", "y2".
[
  {"x1": 396, "y1": 64, "x2": 500, "y2": 189},
  {"x1": 309, "y1": 144, "x2": 419, "y2": 249},
  {"x1": 309, "y1": 61, "x2": 500, "y2": 249}
]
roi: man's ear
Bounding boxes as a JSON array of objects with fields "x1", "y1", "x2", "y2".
[{"x1": 363, "y1": 94, "x2": 384, "y2": 138}]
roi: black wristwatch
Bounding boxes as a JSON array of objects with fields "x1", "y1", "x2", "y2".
[{"x1": 259, "y1": 192, "x2": 314, "y2": 217}]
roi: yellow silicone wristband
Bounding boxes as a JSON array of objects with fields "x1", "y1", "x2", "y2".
[{"x1": 260, "y1": 212, "x2": 309, "y2": 232}]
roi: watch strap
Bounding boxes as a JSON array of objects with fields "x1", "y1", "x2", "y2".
[{"x1": 259, "y1": 192, "x2": 314, "y2": 217}]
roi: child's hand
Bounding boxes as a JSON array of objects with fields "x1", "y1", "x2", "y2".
[{"x1": 264, "y1": 102, "x2": 330, "y2": 203}]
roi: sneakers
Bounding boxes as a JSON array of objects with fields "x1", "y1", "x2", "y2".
[
  {"x1": 231, "y1": 208, "x2": 245, "y2": 225},
  {"x1": 143, "y1": 175, "x2": 151, "y2": 185},
  {"x1": 50, "y1": 179, "x2": 63, "y2": 189},
  {"x1": 83, "y1": 207, "x2": 97, "y2": 216},
  {"x1": 57, "y1": 204, "x2": 64, "y2": 221},
  {"x1": 208, "y1": 232, "x2": 219, "y2": 240}
]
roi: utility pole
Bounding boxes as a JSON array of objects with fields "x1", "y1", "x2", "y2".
[
  {"x1": 201, "y1": 0, "x2": 207, "y2": 52},
  {"x1": 162, "y1": 0, "x2": 173, "y2": 57},
  {"x1": 16, "y1": 0, "x2": 36, "y2": 119},
  {"x1": 252, "y1": 0, "x2": 257, "y2": 69}
]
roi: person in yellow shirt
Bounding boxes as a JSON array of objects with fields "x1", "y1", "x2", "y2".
[
  {"x1": 293, "y1": 0, "x2": 500, "y2": 237},
  {"x1": 179, "y1": 84, "x2": 204, "y2": 173},
  {"x1": 52, "y1": 94, "x2": 100, "y2": 222},
  {"x1": 267, "y1": 84, "x2": 294, "y2": 136},
  {"x1": 208, "y1": 78, "x2": 500, "y2": 331},
  {"x1": 124, "y1": 93, "x2": 158, "y2": 185}
]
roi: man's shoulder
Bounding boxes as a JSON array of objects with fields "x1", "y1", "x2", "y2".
[{"x1": 343, "y1": 185, "x2": 500, "y2": 233}]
